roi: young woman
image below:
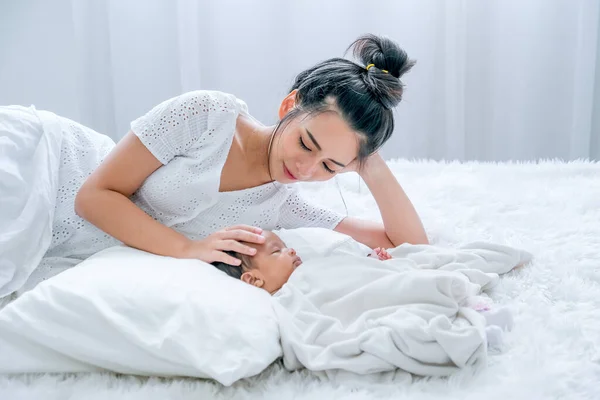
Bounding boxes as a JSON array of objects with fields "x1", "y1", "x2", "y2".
[{"x1": 0, "y1": 34, "x2": 427, "y2": 297}]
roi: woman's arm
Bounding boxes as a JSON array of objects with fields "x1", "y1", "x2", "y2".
[
  {"x1": 75, "y1": 132, "x2": 263, "y2": 263},
  {"x1": 334, "y1": 153, "x2": 428, "y2": 248},
  {"x1": 75, "y1": 132, "x2": 195, "y2": 257}
]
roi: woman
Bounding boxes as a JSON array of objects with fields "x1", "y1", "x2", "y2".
[{"x1": 0, "y1": 34, "x2": 427, "y2": 297}]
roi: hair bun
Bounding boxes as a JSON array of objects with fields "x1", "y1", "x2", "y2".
[
  {"x1": 347, "y1": 34, "x2": 415, "y2": 108},
  {"x1": 349, "y1": 34, "x2": 415, "y2": 79}
]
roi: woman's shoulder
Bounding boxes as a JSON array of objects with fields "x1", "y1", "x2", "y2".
[
  {"x1": 166, "y1": 90, "x2": 249, "y2": 116},
  {"x1": 130, "y1": 90, "x2": 250, "y2": 164}
]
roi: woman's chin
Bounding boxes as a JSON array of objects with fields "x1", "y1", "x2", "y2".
[{"x1": 278, "y1": 177, "x2": 297, "y2": 184}]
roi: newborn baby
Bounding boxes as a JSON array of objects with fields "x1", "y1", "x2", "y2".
[
  {"x1": 212, "y1": 230, "x2": 390, "y2": 294},
  {"x1": 212, "y1": 230, "x2": 514, "y2": 350}
]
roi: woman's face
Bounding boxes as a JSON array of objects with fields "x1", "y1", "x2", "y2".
[{"x1": 269, "y1": 100, "x2": 360, "y2": 183}]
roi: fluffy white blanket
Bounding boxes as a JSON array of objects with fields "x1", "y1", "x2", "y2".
[{"x1": 1, "y1": 160, "x2": 599, "y2": 400}]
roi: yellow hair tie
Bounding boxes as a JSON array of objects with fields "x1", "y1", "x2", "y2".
[{"x1": 365, "y1": 63, "x2": 388, "y2": 74}]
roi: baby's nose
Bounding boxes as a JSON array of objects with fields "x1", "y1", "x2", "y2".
[{"x1": 288, "y1": 248, "x2": 296, "y2": 256}]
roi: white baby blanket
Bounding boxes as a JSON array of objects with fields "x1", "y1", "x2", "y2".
[{"x1": 272, "y1": 242, "x2": 532, "y2": 376}]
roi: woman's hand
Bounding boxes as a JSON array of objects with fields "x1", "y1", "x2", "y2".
[
  {"x1": 180, "y1": 225, "x2": 265, "y2": 265},
  {"x1": 340, "y1": 156, "x2": 361, "y2": 174},
  {"x1": 339, "y1": 151, "x2": 379, "y2": 175},
  {"x1": 334, "y1": 152, "x2": 429, "y2": 247}
]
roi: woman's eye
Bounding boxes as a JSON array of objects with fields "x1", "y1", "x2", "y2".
[
  {"x1": 299, "y1": 136, "x2": 311, "y2": 152},
  {"x1": 323, "y1": 163, "x2": 335, "y2": 174}
]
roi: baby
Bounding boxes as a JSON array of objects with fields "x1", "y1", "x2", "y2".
[
  {"x1": 211, "y1": 230, "x2": 391, "y2": 295},
  {"x1": 212, "y1": 230, "x2": 514, "y2": 350}
]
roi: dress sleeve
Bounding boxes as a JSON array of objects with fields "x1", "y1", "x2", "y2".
[
  {"x1": 130, "y1": 90, "x2": 239, "y2": 164},
  {"x1": 277, "y1": 188, "x2": 345, "y2": 230}
]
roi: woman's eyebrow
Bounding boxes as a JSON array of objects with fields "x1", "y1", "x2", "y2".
[
  {"x1": 306, "y1": 129, "x2": 322, "y2": 151},
  {"x1": 306, "y1": 129, "x2": 346, "y2": 168}
]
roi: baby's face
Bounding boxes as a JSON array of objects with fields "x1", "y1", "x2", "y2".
[{"x1": 244, "y1": 231, "x2": 302, "y2": 294}]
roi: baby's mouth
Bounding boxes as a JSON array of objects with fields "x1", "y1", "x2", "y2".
[{"x1": 293, "y1": 257, "x2": 303, "y2": 268}]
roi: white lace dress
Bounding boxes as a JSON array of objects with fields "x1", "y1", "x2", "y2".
[{"x1": 18, "y1": 90, "x2": 344, "y2": 292}]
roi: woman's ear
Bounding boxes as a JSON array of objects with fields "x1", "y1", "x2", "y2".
[
  {"x1": 241, "y1": 271, "x2": 264, "y2": 288},
  {"x1": 278, "y1": 90, "x2": 298, "y2": 119}
]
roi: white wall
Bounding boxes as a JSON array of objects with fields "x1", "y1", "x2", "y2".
[{"x1": 1, "y1": 0, "x2": 599, "y2": 161}]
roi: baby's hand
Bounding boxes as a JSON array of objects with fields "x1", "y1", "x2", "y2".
[{"x1": 368, "y1": 247, "x2": 392, "y2": 261}]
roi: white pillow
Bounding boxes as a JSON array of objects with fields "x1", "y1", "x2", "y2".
[
  {"x1": 274, "y1": 227, "x2": 372, "y2": 261},
  {"x1": 0, "y1": 246, "x2": 281, "y2": 386}
]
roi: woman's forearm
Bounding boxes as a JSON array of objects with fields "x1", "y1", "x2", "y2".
[
  {"x1": 75, "y1": 188, "x2": 192, "y2": 257},
  {"x1": 359, "y1": 154, "x2": 429, "y2": 246}
]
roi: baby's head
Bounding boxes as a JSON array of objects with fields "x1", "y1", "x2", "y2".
[{"x1": 212, "y1": 231, "x2": 302, "y2": 294}]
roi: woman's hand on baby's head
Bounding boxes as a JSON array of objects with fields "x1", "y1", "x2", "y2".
[{"x1": 180, "y1": 225, "x2": 265, "y2": 265}]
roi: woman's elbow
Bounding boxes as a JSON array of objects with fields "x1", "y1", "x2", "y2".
[
  {"x1": 402, "y1": 232, "x2": 429, "y2": 246},
  {"x1": 74, "y1": 185, "x2": 96, "y2": 220},
  {"x1": 388, "y1": 232, "x2": 429, "y2": 247},
  {"x1": 413, "y1": 237, "x2": 430, "y2": 245}
]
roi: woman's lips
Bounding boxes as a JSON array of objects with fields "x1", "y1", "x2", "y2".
[{"x1": 284, "y1": 164, "x2": 297, "y2": 181}]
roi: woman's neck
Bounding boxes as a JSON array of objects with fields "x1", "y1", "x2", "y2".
[{"x1": 236, "y1": 115, "x2": 277, "y2": 185}]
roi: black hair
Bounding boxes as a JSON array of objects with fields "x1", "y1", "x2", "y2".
[
  {"x1": 274, "y1": 33, "x2": 415, "y2": 169},
  {"x1": 211, "y1": 251, "x2": 254, "y2": 279}
]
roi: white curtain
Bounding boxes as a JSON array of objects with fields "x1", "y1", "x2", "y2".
[{"x1": 1, "y1": 0, "x2": 599, "y2": 161}]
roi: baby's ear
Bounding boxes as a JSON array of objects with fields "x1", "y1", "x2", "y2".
[{"x1": 241, "y1": 271, "x2": 264, "y2": 288}]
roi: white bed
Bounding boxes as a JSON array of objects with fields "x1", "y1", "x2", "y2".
[{"x1": 1, "y1": 159, "x2": 599, "y2": 400}]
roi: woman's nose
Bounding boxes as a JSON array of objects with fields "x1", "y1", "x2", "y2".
[{"x1": 296, "y1": 159, "x2": 319, "y2": 179}]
